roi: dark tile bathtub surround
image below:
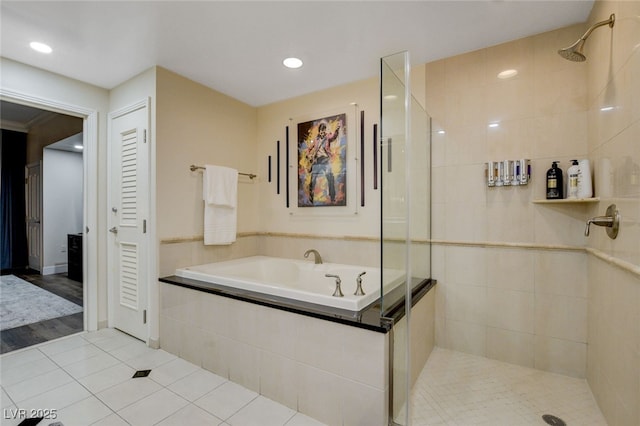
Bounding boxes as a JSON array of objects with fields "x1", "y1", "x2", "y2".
[{"x1": 159, "y1": 275, "x2": 434, "y2": 333}]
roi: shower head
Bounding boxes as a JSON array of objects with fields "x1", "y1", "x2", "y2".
[
  {"x1": 558, "y1": 38, "x2": 587, "y2": 62},
  {"x1": 558, "y1": 13, "x2": 615, "y2": 62}
]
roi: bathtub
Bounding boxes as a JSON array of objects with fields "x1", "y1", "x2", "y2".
[{"x1": 174, "y1": 255, "x2": 405, "y2": 311}]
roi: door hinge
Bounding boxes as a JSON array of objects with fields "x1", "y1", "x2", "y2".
[
  {"x1": 143, "y1": 309, "x2": 147, "y2": 324},
  {"x1": 143, "y1": 129, "x2": 147, "y2": 144},
  {"x1": 143, "y1": 219, "x2": 147, "y2": 233}
]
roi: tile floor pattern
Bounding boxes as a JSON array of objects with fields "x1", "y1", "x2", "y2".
[
  {"x1": 0, "y1": 329, "x2": 325, "y2": 426},
  {"x1": 410, "y1": 347, "x2": 608, "y2": 426},
  {"x1": 1, "y1": 329, "x2": 609, "y2": 426}
]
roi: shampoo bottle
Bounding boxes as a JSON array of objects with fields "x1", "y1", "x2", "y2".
[
  {"x1": 567, "y1": 159, "x2": 579, "y2": 199},
  {"x1": 577, "y1": 159, "x2": 593, "y2": 198},
  {"x1": 546, "y1": 161, "x2": 563, "y2": 199}
]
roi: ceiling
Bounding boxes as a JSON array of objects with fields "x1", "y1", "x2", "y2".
[
  {"x1": 1, "y1": 1, "x2": 594, "y2": 107},
  {"x1": 0, "y1": 100, "x2": 57, "y2": 132}
]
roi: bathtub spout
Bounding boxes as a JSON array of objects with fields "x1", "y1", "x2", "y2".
[{"x1": 304, "y1": 249, "x2": 323, "y2": 264}]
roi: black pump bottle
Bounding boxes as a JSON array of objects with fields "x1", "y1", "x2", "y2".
[{"x1": 546, "y1": 161, "x2": 563, "y2": 199}]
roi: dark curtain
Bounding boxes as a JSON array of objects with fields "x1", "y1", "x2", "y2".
[{"x1": 1, "y1": 130, "x2": 28, "y2": 270}]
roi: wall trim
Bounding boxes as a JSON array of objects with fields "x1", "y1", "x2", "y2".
[
  {"x1": 430, "y1": 239, "x2": 584, "y2": 252},
  {"x1": 159, "y1": 231, "x2": 382, "y2": 245},
  {"x1": 432, "y1": 239, "x2": 639, "y2": 279},
  {"x1": 42, "y1": 264, "x2": 68, "y2": 275},
  {"x1": 158, "y1": 234, "x2": 639, "y2": 279},
  {"x1": 586, "y1": 247, "x2": 640, "y2": 278}
]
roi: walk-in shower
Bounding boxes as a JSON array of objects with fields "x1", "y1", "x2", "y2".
[{"x1": 557, "y1": 13, "x2": 615, "y2": 61}]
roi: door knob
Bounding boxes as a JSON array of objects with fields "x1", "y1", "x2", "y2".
[{"x1": 109, "y1": 226, "x2": 118, "y2": 234}]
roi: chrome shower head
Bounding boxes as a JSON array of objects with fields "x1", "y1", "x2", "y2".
[{"x1": 558, "y1": 13, "x2": 615, "y2": 62}]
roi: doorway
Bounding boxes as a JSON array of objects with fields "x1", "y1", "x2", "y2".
[{"x1": 0, "y1": 101, "x2": 86, "y2": 353}]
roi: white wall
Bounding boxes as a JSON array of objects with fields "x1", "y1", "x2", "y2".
[{"x1": 42, "y1": 148, "x2": 83, "y2": 274}]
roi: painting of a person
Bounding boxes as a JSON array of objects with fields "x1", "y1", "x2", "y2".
[{"x1": 297, "y1": 114, "x2": 347, "y2": 207}]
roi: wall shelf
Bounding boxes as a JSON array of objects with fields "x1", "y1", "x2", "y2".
[{"x1": 532, "y1": 197, "x2": 600, "y2": 204}]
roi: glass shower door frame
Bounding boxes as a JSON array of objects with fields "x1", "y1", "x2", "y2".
[{"x1": 380, "y1": 51, "x2": 412, "y2": 426}]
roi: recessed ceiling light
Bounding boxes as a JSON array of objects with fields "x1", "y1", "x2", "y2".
[
  {"x1": 497, "y1": 69, "x2": 518, "y2": 79},
  {"x1": 74, "y1": 144, "x2": 83, "y2": 150},
  {"x1": 437, "y1": 130, "x2": 445, "y2": 135},
  {"x1": 283, "y1": 57, "x2": 303, "y2": 69},
  {"x1": 600, "y1": 105, "x2": 614, "y2": 112},
  {"x1": 488, "y1": 122, "x2": 500, "y2": 128},
  {"x1": 30, "y1": 41, "x2": 52, "y2": 54}
]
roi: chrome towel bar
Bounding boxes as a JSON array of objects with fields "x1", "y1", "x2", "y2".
[{"x1": 189, "y1": 165, "x2": 256, "y2": 180}]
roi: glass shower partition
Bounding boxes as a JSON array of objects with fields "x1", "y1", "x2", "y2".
[{"x1": 380, "y1": 51, "x2": 431, "y2": 425}]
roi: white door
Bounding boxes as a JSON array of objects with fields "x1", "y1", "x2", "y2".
[
  {"x1": 108, "y1": 101, "x2": 149, "y2": 341},
  {"x1": 25, "y1": 162, "x2": 42, "y2": 271}
]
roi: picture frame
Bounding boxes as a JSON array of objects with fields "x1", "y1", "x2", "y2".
[{"x1": 297, "y1": 113, "x2": 348, "y2": 207}]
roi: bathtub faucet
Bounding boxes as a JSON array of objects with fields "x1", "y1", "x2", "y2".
[
  {"x1": 304, "y1": 249, "x2": 323, "y2": 264},
  {"x1": 325, "y1": 274, "x2": 344, "y2": 297}
]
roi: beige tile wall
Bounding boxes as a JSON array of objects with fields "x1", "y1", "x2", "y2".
[
  {"x1": 585, "y1": 1, "x2": 640, "y2": 425},
  {"x1": 159, "y1": 282, "x2": 389, "y2": 425},
  {"x1": 431, "y1": 1, "x2": 639, "y2": 423},
  {"x1": 429, "y1": 22, "x2": 596, "y2": 378},
  {"x1": 434, "y1": 245, "x2": 588, "y2": 377}
]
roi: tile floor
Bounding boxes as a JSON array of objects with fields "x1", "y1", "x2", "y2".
[
  {"x1": 410, "y1": 347, "x2": 608, "y2": 425},
  {"x1": 1, "y1": 330, "x2": 609, "y2": 426},
  {"x1": 0, "y1": 329, "x2": 324, "y2": 426}
]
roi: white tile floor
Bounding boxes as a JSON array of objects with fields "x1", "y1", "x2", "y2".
[
  {"x1": 0, "y1": 329, "x2": 325, "y2": 426},
  {"x1": 1, "y1": 330, "x2": 609, "y2": 426},
  {"x1": 410, "y1": 347, "x2": 608, "y2": 426}
]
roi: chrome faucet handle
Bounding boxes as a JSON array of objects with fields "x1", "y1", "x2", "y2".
[
  {"x1": 585, "y1": 204, "x2": 620, "y2": 239},
  {"x1": 354, "y1": 271, "x2": 366, "y2": 296},
  {"x1": 325, "y1": 274, "x2": 343, "y2": 297}
]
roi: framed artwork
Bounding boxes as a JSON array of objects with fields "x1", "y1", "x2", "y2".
[{"x1": 297, "y1": 113, "x2": 347, "y2": 207}]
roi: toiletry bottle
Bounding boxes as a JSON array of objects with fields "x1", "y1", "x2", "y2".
[
  {"x1": 567, "y1": 159, "x2": 579, "y2": 199},
  {"x1": 546, "y1": 161, "x2": 563, "y2": 199},
  {"x1": 577, "y1": 159, "x2": 593, "y2": 198}
]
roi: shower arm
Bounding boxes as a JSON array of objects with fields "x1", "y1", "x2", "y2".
[{"x1": 579, "y1": 14, "x2": 615, "y2": 41}]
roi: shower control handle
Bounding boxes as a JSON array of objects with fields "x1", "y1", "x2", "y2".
[
  {"x1": 325, "y1": 274, "x2": 344, "y2": 297},
  {"x1": 354, "y1": 271, "x2": 366, "y2": 296},
  {"x1": 585, "y1": 204, "x2": 619, "y2": 239}
]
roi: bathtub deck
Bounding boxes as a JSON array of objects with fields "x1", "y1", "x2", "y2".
[{"x1": 160, "y1": 274, "x2": 434, "y2": 333}]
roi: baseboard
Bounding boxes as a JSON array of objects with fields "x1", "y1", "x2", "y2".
[
  {"x1": 148, "y1": 337, "x2": 160, "y2": 349},
  {"x1": 42, "y1": 264, "x2": 68, "y2": 275}
]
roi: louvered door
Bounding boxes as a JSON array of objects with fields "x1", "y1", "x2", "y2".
[{"x1": 108, "y1": 101, "x2": 149, "y2": 341}]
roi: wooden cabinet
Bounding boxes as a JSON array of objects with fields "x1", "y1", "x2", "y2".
[{"x1": 67, "y1": 233, "x2": 82, "y2": 282}]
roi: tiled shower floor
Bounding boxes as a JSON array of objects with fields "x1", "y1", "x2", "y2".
[
  {"x1": 1, "y1": 329, "x2": 608, "y2": 426},
  {"x1": 411, "y1": 347, "x2": 608, "y2": 425}
]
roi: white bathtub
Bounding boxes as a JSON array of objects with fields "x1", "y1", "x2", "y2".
[{"x1": 175, "y1": 256, "x2": 405, "y2": 311}]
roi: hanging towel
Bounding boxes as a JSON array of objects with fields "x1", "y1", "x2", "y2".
[{"x1": 203, "y1": 165, "x2": 238, "y2": 245}]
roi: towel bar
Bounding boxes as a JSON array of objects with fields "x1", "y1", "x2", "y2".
[{"x1": 190, "y1": 165, "x2": 256, "y2": 179}]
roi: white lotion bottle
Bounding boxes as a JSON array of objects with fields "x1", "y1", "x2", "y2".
[
  {"x1": 578, "y1": 159, "x2": 593, "y2": 198},
  {"x1": 567, "y1": 159, "x2": 579, "y2": 199}
]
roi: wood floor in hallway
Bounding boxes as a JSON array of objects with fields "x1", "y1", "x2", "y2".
[{"x1": 1, "y1": 270, "x2": 83, "y2": 354}]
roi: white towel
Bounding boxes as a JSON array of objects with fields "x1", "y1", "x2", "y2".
[{"x1": 203, "y1": 165, "x2": 238, "y2": 245}]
